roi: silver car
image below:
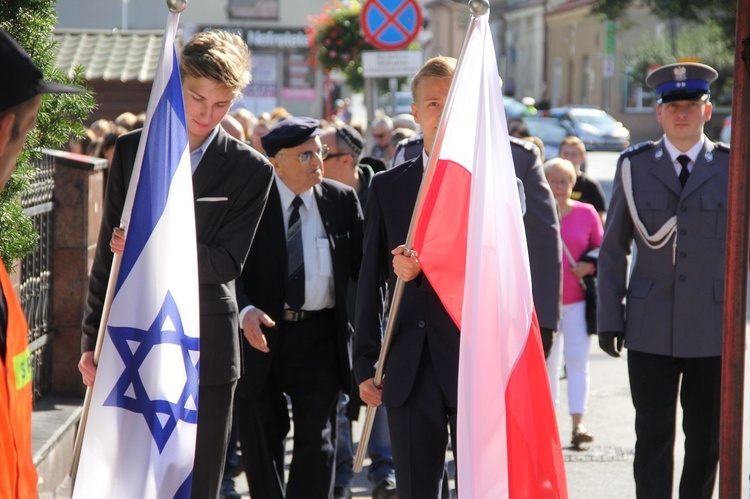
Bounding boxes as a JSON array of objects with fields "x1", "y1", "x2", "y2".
[{"x1": 548, "y1": 106, "x2": 630, "y2": 151}]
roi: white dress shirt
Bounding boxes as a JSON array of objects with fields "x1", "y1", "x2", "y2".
[
  {"x1": 239, "y1": 176, "x2": 335, "y2": 327},
  {"x1": 664, "y1": 135, "x2": 705, "y2": 177}
]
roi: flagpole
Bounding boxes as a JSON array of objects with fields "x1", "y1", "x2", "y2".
[
  {"x1": 69, "y1": 253, "x2": 122, "y2": 483},
  {"x1": 69, "y1": 0, "x2": 189, "y2": 485},
  {"x1": 353, "y1": 0, "x2": 490, "y2": 473}
]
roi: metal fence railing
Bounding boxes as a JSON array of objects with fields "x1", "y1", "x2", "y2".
[{"x1": 19, "y1": 152, "x2": 56, "y2": 402}]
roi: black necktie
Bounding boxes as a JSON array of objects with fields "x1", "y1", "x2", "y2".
[
  {"x1": 677, "y1": 155, "x2": 691, "y2": 187},
  {"x1": 286, "y1": 196, "x2": 305, "y2": 310}
]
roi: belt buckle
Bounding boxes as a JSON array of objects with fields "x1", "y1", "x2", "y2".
[{"x1": 284, "y1": 309, "x2": 302, "y2": 322}]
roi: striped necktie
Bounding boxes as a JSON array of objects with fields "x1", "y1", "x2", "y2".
[{"x1": 286, "y1": 196, "x2": 305, "y2": 310}]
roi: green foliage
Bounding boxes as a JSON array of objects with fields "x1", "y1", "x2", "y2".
[
  {"x1": 591, "y1": 0, "x2": 736, "y2": 47},
  {"x1": 307, "y1": 1, "x2": 375, "y2": 92},
  {"x1": 306, "y1": 1, "x2": 421, "y2": 93},
  {"x1": 623, "y1": 23, "x2": 734, "y2": 105},
  {"x1": 0, "y1": 1, "x2": 95, "y2": 265}
]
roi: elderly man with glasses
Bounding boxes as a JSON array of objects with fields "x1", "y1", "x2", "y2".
[{"x1": 234, "y1": 117, "x2": 364, "y2": 499}]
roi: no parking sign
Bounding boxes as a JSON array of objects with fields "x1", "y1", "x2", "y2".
[{"x1": 361, "y1": 0, "x2": 422, "y2": 51}]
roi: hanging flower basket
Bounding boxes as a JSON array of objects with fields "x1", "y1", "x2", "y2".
[{"x1": 307, "y1": 0, "x2": 374, "y2": 92}]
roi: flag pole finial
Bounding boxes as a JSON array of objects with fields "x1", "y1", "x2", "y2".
[
  {"x1": 167, "y1": 0, "x2": 187, "y2": 13},
  {"x1": 468, "y1": 0, "x2": 489, "y2": 16}
]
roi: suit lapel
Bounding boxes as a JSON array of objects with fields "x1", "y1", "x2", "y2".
[
  {"x1": 651, "y1": 139, "x2": 683, "y2": 197},
  {"x1": 314, "y1": 183, "x2": 335, "y2": 244},
  {"x1": 192, "y1": 127, "x2": 227, "y2": 200},
  {"x1": 681, "y1": 139, "x2": 718, "y2": 199},
  {"x1": 264, "y1": 181, "x2": 287, "y2": 279}
]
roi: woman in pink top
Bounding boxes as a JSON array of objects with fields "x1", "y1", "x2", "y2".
[{"x1": 544, "y1": 157, "x2": 603, "y2": 448}]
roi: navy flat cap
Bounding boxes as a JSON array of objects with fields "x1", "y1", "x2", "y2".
[
  {"x1": 0, "y1": 28, "x2": 82, "y2": 112},
  {"x1": 646, "y1": 62, "x2": 718, "y2": 104},
  {"x1": 261, "y1": 117, "x2": 324, "y2": 157}
]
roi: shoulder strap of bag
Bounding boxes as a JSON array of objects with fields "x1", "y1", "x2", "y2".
[{"x1": 561, "y1": 240, "x2": 586, "y2": 290}]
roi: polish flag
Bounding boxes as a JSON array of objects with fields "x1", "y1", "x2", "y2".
[{"x1": 411, "y1": 12, "x2": 568, "y2": 498}]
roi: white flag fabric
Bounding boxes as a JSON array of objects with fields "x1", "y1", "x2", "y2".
[
  {"x1": 73, "y1": 12, "x2": 199, "y2": 499},
  {"x1": 411, "y1": 10, "x2": 568, "y2": 498}
]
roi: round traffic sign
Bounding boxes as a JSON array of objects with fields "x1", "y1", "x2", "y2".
[{"x1": 361, "y1": 0, "x2": 422, "y2": 51}]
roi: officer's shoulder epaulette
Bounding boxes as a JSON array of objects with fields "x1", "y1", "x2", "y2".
[
  {"x1": 399, "y1": 135, "x2": 423, "y2": 147},
  {"x1": 714, "y1": 141, "x2": 730, "y2": 153},
  {"x1": 509, "y1": 136, "x2": 534, "y2": 151},
  {"x1": 621, "y1": 141, "x2": 656, "y2": 158}
]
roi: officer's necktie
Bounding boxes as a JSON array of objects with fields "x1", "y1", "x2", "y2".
[
  {"x1": 286, "y1": 196, "x2": 305, "y2": 310},
  {"x1": 677, "y1": 155, "x2": 691, "y2": 187}
]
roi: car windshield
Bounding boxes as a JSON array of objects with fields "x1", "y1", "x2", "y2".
[
  {"x1": 570, "y1": 109, "x2": 618, "y2": 128},
  {"x1": 525, "y1": 120, "x2": 568, "y2": 144},
  {"x1": 504, "y1": 97, "x2": 525, "y2": 118}
]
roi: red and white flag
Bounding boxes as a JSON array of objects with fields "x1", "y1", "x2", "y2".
[{"x1": 411, "y1": 11, "x2": 568, "y2": 499}]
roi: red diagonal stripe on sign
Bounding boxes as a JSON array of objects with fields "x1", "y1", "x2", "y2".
[{"x1": 371, "y1": 0, "x2": 411, "y2": 40}]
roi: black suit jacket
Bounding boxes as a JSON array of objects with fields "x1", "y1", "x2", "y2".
[
  {"x1": 82, "y1": 127, "x2": 274, "y2": 386},
  {"x1": 354, "y1": 156, "x2": 460, "y2": 408},
  {"x1": 509, "y1": 137, "x2": 562, "y2": 330},
  {"x1": 394, "y1": 137, "x2": 561, "y2": 331},
  {"x1": 235, "y1": 178, "x2": 363, "y2": 399}
]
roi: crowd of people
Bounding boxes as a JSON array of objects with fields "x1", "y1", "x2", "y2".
[{"x1": 0, "y1": 22, "x2": 730, "y2": 499}]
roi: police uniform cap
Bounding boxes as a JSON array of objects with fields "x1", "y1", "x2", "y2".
[
  {"x1": 646, "y1": 62, "x2": 718, "y2": 104},
  {"x1": 261, "y1": 117, "x2": 324, "y2": 157},
  {"x1": 0, "y1": 28, "x2": 82, "y2": 112}
]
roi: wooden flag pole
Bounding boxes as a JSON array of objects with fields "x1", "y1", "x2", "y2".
[
  {"x1": 69, "y1": 253, "x2": 122, "y2": 484},
  {"x1": 353, "y1": 0, "x2": 489, "y2": 473}
]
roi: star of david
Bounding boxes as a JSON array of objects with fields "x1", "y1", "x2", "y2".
[{"x1": 103, "y1": 291, "x2": 200, "y2": 453}]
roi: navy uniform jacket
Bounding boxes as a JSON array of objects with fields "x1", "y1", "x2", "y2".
[{"x1": 597, "y1": 137, "x2": 729, "y2": 357}]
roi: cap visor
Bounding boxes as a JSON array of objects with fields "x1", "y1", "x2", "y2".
[{"x1": 37, "y1": 80, "x2": 83, "y2": 95}]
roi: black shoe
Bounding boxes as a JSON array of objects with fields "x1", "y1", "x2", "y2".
[
  {"x1": 334, "y1": 486, "x2": 351, "y2": 499},
  {"x1": 372, "y1": 479, "x2": 397, "y2": 499}
]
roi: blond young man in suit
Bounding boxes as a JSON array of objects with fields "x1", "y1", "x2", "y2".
[{"x1": 79, "y1": 30, "x2": 274, "y2": 499}]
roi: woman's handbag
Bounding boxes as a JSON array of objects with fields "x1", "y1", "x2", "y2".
[{"x1": 563, "y1": 244, "x2": 599, "y2": 335}]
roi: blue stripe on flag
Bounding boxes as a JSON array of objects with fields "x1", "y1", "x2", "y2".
[{"x1": 117, "y1": 49, "x2": 188, "y2": 291}]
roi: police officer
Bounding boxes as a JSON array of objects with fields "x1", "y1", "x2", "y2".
[{"x1": 597, "y1": 62, "x2": 727, "y2": 499}]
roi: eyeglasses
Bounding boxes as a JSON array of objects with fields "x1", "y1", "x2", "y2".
[
  {"x1": 373, "y1": 133, "x2": 387, "y2": 140},
  {"x1": 279, "y1": 144, "x2": 329, "y2": 164},
  {"x1": 326, "y1": 152, "x2": 351, "y2": 160}
]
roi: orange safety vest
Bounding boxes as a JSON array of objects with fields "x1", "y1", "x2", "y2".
[{"x1": 0, "y1": 258, "x2": 37, "y2": 498}]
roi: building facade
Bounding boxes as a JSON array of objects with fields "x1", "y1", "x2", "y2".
[{"x1": 56, "y1": 0, "x2": 329, "y2": 118}]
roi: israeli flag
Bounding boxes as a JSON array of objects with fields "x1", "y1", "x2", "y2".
[{"x1": 73, "y1": 12, "x2": 199, "y2": 499}]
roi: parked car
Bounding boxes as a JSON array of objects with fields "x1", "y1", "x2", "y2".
[
  {"x1": 504, "y1": 96, "x2": 526, "y2": 119},
  {"x1": 548, "y1": 105, "x2": 630, "y2": 151},
  {"x1": 720, "y1": 115, "x2": 731, "y2": 143},
  {"x1": 521, "y1": 116, "x2": 576, "y2": 160},
  {"x1": 379, "y1": 91, "x2": 413, "y2": 116}
]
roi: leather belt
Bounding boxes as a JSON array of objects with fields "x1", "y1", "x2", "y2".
[{"x1": 283, "y1": 309, "x2": 326, "y2": 322}]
